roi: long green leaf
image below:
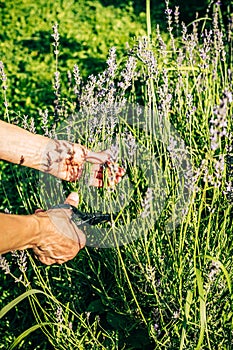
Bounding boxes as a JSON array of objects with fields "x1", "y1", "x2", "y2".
[
  {"x1": 8, "y1": 322, "x2": 51, "y2": 350},
  {"x1": 180, "y1": 289, "x2": 193, "y2": 350},
  {"x1": 0, "y1": 289, "x2": 45, "y2": 319},
  {"x1": 196, "y1": 268, "x2": 206, "y2": 350}
]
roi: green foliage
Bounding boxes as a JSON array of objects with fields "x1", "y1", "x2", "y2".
[
  {"x1": 0, "y1": 0, "x2": 233, "y2": 349},
  {"x1": 0, "y1": 0, "x2": 145, "y2": 119}
]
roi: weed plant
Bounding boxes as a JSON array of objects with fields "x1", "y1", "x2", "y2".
[{"x1": 0, "y1": 1, "x2": 233, "y2": 349}]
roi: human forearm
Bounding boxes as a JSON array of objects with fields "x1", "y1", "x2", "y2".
[
  {"x1": 0, "y1": 120, "x2": 113, "y2": 182},
  {"x1": 0, "y1": 120, "x2": 51, "y2": 170},
  {"x1": 0, "y1": 120, "x2": 88, "y2": 178},
  {"x1": 0, "y1": 213, "x2": 40, "y2": 254}
]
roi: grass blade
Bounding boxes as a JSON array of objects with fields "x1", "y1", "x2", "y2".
[
  {"x1": 195, "y1": 268, "x2": 206, "y2": 350},
  {"x1": 180, "y1": 289, "x2": 193, "y2": 350},
  {"x1": 0, "y1": 289, "x2": 45, "y2": 319},
  {"x1": 8, "y1": 322, "x2": 51, "y2": 350}
]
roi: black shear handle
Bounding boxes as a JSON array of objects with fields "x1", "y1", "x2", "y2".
[{"x1": 50, "y1": 204, "x2": 115, "y2": 226}]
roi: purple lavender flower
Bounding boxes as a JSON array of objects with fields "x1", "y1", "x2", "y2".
[
  {"x1": 0, "y1": 255, "x2": 10, "y2": 274},
  {"x1": 11, "y1": 250, "x2": 27, "y2": 273},
  {"x1": 209, "y1": 91, "x2": 231, "y2": 151},
  {"x1": 141, "y1": 187, "x2": 153, "y2": 218},
  {"x1": 0, "y1": 61, "x2": 7, "y2": 90}
]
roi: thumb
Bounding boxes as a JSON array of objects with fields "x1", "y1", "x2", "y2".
[{"x1": 64, "y1": 192, "x2": 79, "y2": 208}]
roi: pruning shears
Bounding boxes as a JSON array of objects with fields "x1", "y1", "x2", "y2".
[{"x1": 51, "y1": 204, "x2": 116, "y2": 226}]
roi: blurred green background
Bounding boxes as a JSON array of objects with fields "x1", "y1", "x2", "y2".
[{"x1": 0, "y1": 0, "x2": 231, "y2": 118}]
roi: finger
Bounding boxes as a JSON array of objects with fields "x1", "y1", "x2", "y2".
[
  {"x1": 97, "y1": 149, "x2": 111, "y2": 163},
  {"x1": 115, "y1": 175, "x2": 123, "y2": 184},
  {"x1": 115, "y1": 168, "x2": 126, "y2": 184},
  {"x1": 117, "y1": 167, "x2": 126, "y2": 176},
  {"x1": 64, "y1": 192, "x2": 79, "y2": 207},
  {"x1": 89, "y1": 164, "x2": 104, "y2": 187},
  {"x1": 86, "y1": 150, "x2": 111, "y2": 164},
  {"x1": 69, "y1": 220, "x2": 87, "y2": 248},
  {"x1": 89, "y1": 161, "x2": 126, "y2": 188},
  {"x1": 89, "y1": 177, "x2": 103, "y2": 187}
]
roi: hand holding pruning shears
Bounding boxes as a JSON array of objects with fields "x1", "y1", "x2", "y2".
[{"x1": 0, "y1": 121, "x2": 125, "y2": 264}]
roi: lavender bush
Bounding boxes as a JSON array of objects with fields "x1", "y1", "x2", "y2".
[{"x1": 0, "y1": 1, "x2": 233, "y2": 349}]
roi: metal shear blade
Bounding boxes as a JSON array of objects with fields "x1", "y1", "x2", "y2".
[{"x1": 51, "y1": 204, "x2": 115, "y2": 226}]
